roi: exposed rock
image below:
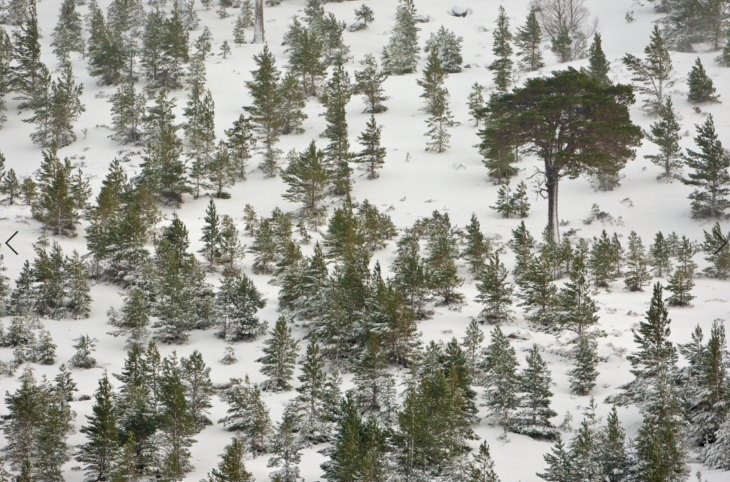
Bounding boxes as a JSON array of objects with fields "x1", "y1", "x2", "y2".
[{"x1": 449, "y1": 6, "x2": 473, "y2": 17}]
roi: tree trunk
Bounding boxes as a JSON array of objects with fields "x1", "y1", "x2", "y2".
[
  {"x1": 546, "y1": 168, "x2": 560, "y2": 244},
  {"x1": 253, "y1": 0, "x2": 264, "y2": 44}
]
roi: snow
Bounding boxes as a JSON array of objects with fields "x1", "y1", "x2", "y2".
[{"x1": 0, "y1": 0, "x2": 729, "y2": 481}]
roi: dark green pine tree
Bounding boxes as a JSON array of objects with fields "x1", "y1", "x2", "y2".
[
  {"x1": 281, "y1": 141, "x2": 330, "y2": 226},
  {"x1": 352, "y1": 333, "x2": 396, "y2": 423},
  {"x1": 609, "y1": 282, "x2": 679, "y2": 407},
  {"x1": 158, "y1": 364, "x2": 197, "y2": 481},
  {"x1": 279, "y1": 72, "x2": 307, "y2": 135},
  {"x1": 462, "y1": 214, "x2": 491, "y2": 275},
  {"x1": 225, "y1": 114, "x2": 256, "y2": 180},
  {"x1": 682, "y1": 114, "x2": 730, "y2": 218},
  {"x1": 417, "y1": 49, "x2": 446, "y2": 116},
  {"x1": 491, "y1": 182, "x2": 512, "y2": 218},
  {"x1": 77, "y1": 373, "x2": 119, "y2": 482},
  {"x1": 645, "y1": 97, "x2": 683, "y2": 180},
  {"x1": 51, "y1": 0, "x2": 85, "y2": 65},
  {"x1": 600, "y1": 407, "x2": 630, "y2": 482},
  {"x1": 516, "y1": 344, "x2": 558, "y2": 440},
  {"x1": 108, "y1": 286, "x2": 150, "y2": 347},
  {"x1": 354, "y1": 4, "x2": 375, "y2": 28},
  {"x1": 31, "y1": 146, "x2": 79, "y2": 236},
  {"x1": 482, "y1": 325, "x2": 519, "y2": 433},
  {"x1": 424, "y1": 83, "x2": 453, "y2": 153},
  {"x1": 537, "y1": 436, "x2": 573, "y2": 482},
  {"x1": 585, "y1": 33, "x2": 610, "y2": 86},
  {"x1": 511, "y1": 181, "x2": 530, "y2": 218},
  {"x1": 206, "y1": 436, "x2": 254, "y2": 482},
  {"x1": 287, "y1": 24, "x2": 326, "y2": 98},
  {"x1": 180, "y1": 350, "x2": 214, "y2": 428},
  {"x1": 208, "y1": 141, "x2": 236, "y2": 199},
  {"x1": 112, "y1": 438, "x2": 139, "y2": 482},
  {"x1": 11, "y1": 0, "x2": 45, "y2": 107},
  {"x1": 233, "y1": 15, "x2": 247, "y2": 46},
  {"x1": 260, "y1": 315, "x2": 300, "y2": 392},
  {"x1": 199, "y1": 199, "x2": 221, "y2": 267},
  {"x1": 157, "y1": 10, "x2": 189, "y2": 89},
  {"x1": 87, "y1": 7, "x2": 124, "y2": 85},
  {"x1": 318, "y1": 12, "x2": 350, "y2": 66},
  {"x1": 381, "y1": 0, "x2": 420, "y2": 75},
  {"x1": 624, "y1": 231, "x2": 651, "y2": 292},
  {"x1": 475, "y1": 251, "x2": 513, "y2": 323},
  {"x1": 687, "y1": 57, "x2": 720, "y2": 104},
  {"x1": 355, "y1": 115, "x2": 386, "y2": 180},
  {"x1": 248, "y1": 218, "x2": 276, "y2": 274},
  {"x1": 140, "y1": 9, "x2": 164, "y2": 83},
  {"x1": 321, "y1": 60, "x2": 354, "y2": 196},
  {"x1": 65, "y1": 250, "x2": 91, "y2": 319},
  {"x1": 489, "y1": 6, "x2": 513, "y2": 93},
  {"x1": 424, "y1": 25, "x2": 463, "y2": 74},
  {"x1": 354, "y1": 53, "x2": 389, "y2": 114},
  {"x1": 517, "y1": 247, "x2": 557, "y2": 326},
  {"x1": 515, "y1": 9, "x2": 543, "y2": 72},
  {"x1": 569, "y1": 334, "x2": 599, "y2": 396},
  {"x1": 467, "y1": 82, "x2": 486, "y2": 127},
  {"x1": 665, "y1": 263, "x2": 695, "y2": 307},
  {"x1": 2, "y1": 368, "x2": 45, "y2": 478},
  {"x1": 34, "y1": 372, "x2": 76, "y2": 482},
  {"x1": 555, "y1": 253, "x2": 599, "y2": 336},
  {"x1": 649, "y1": 231, "x2": 673, "y2": 277},
  {"x1": 245, "y1": 45, "x2": 283, "y2": 178}
]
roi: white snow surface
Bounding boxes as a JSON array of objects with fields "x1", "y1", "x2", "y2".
[{"x1": 0, "y1": 0, "x2": 729, "y2": 481}]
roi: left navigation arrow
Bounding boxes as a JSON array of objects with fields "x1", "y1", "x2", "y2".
[{"x1": 5, "y1": 231, "x2": 18, "y2": 255}]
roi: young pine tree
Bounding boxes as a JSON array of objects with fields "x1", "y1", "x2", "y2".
[
  {"x1": 381, "y1": 0, "x2": 420, "y2": 75},
  {"x1": 569, "y1": 334, "x2": 599, "y2": 396},
  {"x1": 466, "y1": 441, "x2": 501, "y2": 482},
  {"x1": 351, "y1": 333, "x2": 396, "y2": 423},
  {"x1": 687, "y1": 57, "x2": 720, "y2": 104},
  {"x1": 624, "y1": 231, "x2": 651, "y2": 292},
  {"x1": 320, "y1": 61, "x2": 354, "y2": 196},
  {"x1": 51, "y1": 0, "x2": 84, "y2": 65},
  {"x1": 682, "y1": 114, "x2": 730, "y2": 218},
  {"x1": 216, "y1": 273, "x2": 267, "y2": 341},
  {"x1": 489, "y1": 6, "x2": 513, "y2": 93},
  {"x1": 354, "y1": 53, "x2": 388, "y2": 114},
  {"x1": 475, "y1": 252, "x2": 513, "y2": 323},
  {"x1": 267, "y1": 411, "x2": 302, "y2": 482},
  {"x1": 515, "y1": 9, "x2": 543, "y2": 71},
  {"x1": 622, "y1": 26, "x2": 675, "y2": 115},
  {"x1": 467, "y1": 82, "x2": 486, "y2": 127},
  {"x1": 69, "y1": 334, "x2": 97, "y2": 369},
  {"x1": 462, "y1": 214, "x2": 491, "y2": 275},
  {"x1": 424, "y1": 25, "x2": 463, "y2": 74},
  {"x1": 77, "y1": 373, "x2": 119, "y2": 482},
  {"x1": 281, "y1": 141, "x2": 330, "y2": 226},
  {"x1": 645, "y1": 97, "x2": 682, "y2": 180},
  {"x1": 355, "y1": 115, "x2": 386, "y2": 179},
  {"x1": 586, "y1": 33, "x2": 610, "y2": 86},
  {"x1": 649, "y1": 231, "x2": 673, "y2": 277},
  {"x1": 260, "y1": 316, "x2": 299, "y2": 392},
  {"x1": 279, "y1": 72, "x2": 307, "y2": 135},
  {"x1": 516, "y1": 344, "x2": 558, "y2": 440},
  {"x1": 206, "y1": 436, "x2": 254, "y2": 482},
  {"x1": 482, "y1": 325, "x2": 519, "y2": 433}
]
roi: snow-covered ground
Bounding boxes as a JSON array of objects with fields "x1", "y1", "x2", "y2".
[{"x1": 1, "y1": 0, "x2": 729, "y2": 481}]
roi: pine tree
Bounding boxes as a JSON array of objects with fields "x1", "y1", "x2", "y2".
[
  {"x1": 158, "y1": 362, "x2": 197, "y2": 480},
  {"x1": 467, "y1": 82, "x2": 486, "y2": 127},
  {"x1": 78, "y1": 374, "x2": 119, "y2": 482},
  {"x1": 687, "y1": 57, "x2": 720, "y2": 104},
  {"x1": 208, "y1": 142, "x2": 236, "y2": 199},
  {"x1": 354, "y1": 4, "x2": 374, "y2": 28},
  {"x1": 381, "y1": 0, "x2": 420, "y2": 75},
  {"x1": 321, "y1": 60, "x2": 354, "y2": 196},
  {"x1": 516, "y1": 344, "x2": 558, "y2": 440},
  {"x1": 645, "y1": 97, "x2": 683, "y2": 180},
  {"x1": 555, "y1": 253, "x2": 599, "y2": 336},
  {"x1": 609, "y1": 283, "x2": 679, "y2": 407},
  {"x1": 248, "y1": 218, "x2": 276, "y2": 274},
  {"x1": 245, "y1": 46, "x2": 283, "y2": 178},
  {"x1": 220, "y1": 40, "x2": 232, "y2": 59},
  {"x1": 217, "y1": 215, "x2": 245, "y2": 275},
  {"x1": 489, "y1": 6, "x2": 513, "y2": 92},
  {"x1": 466, "y1": 441, "x2": 500, "y2": 482},
  {"x1": 199, "y1": 199, "x2": 220, "y2": 267},
  {"x1": 515, "y1": 9, "x2": 544, "y2": 71},
  {"x1": 2, "y1": 368, "x2": 45, "y2": 477},
  {"x1": 65, "y1": 250, "x2": 91, "y2": 319},
  {"x1": 682, "y1": 114, "x2": 730, "y2": 218},
  {"x1": 355, "y1": 115, "x2": 386, "y2": 179},
  {"x1": 287, "y1": 26, "x2": 326, "y2": 98},
  {"x1": 537, "y1": 436, "x2": 573, "y2": 482},
  {"x1": 424, "y1": 25, "x2": 463, "y2": 74},
  {"x1": 475, "y1": 252, "x2": 513, "y2": 323},
  {"x1": 569, "y1": 334, "x2": 599, "y2": 396},
  {"x1": 318, "y1": 12, "x2": 349, "y2": 66},
  {"x1": 354, "y1": 53, "x2": 388, "y2": 114},
  {"x1": 424, "y1": 85, "x2": 453, "y2": 153},
  {"x1": 180, "y1": 350, "x2": 214, "y2": 427},
  {"x1": 51, "y1": 0, "x2": 84, "y2": 65},
  {"x1": 69, "y1": 334, "x2": 97, "y2": 369},
  {"x1": 233, "y1": 15, "x2": 247, "y2": 45},
  {"x1": 157, "y1": 10, "x2": 189, "y2": 89},
  {"x1": 220, "y1": 376, "x2": 272, "y2": 456},
  {"x1": 649, "y1": 231, "x2": 673, "y2": 277},
  {"x1": 267, "y1": 411, "x2": 302, "y2": 482},
  {"x1": 599, "y1": 407, "x2": 630, "y2": 482},
  {"x1": 109, "y1": 83, "x2": 146, "y2": 145},
  {"x1": 551, "y1": 22, "x2": 573, "y2": 63},
  {"x1": 207, "y1": 436, "x2": 254, "y2": 482},
  {"x1": 622, "y1": 26, "x2": 675, "y2": 115},
  {"x1": 482, "y1": 325, "x2": 519, "y2": 433},
  {"x1": 461, "y1": 318, "x2": 485, "y2": 381},
  {"x1": 11, "y1": 0, "x2": 45, "y2": 107},
  {"x1": 624, "y1": 231, "x2": 651, "y2": 292},
  {"x1": 352, "y1": 333, "x2": 396, "y2": 423},
  {"x1": 108, "y1": 287, "x2": 150, "y2": 347},
  {"x1": 2, "y1": 168, "x2": 21, "y2": 205},
  {"x1": 279, "y1": 72, "x2": 307, "y2": 135},
  {"x1": 225, "y1": 115, "x2": 256, "y2": 180},
  {"x1": 585, "y1": 33, "x2": 610, "y2": 86},
  {"x1": 289, "y1": 339, "x2": 334, "y2": 445},
  {"x1": 216, "y1": 273, "x2": 267, "y2": 341},
  {"x1": 260, "y1": 316, "x2": 299, "y2": 391},
  {"x1": 491, "y1": 182, "x2": 512, "y2": 218},
  {"x1": 34, "y1": 374, "x2": 76, "y2": 482},
  {"x1": 462, "y1": 214, "x2": 491, "y2": 275},
  {"x1": 517, "y1": 248, "x2": 557, "y2": 325},
  {"x1": 281, "y1": 141, "x2": 329, "y2": 226}
]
